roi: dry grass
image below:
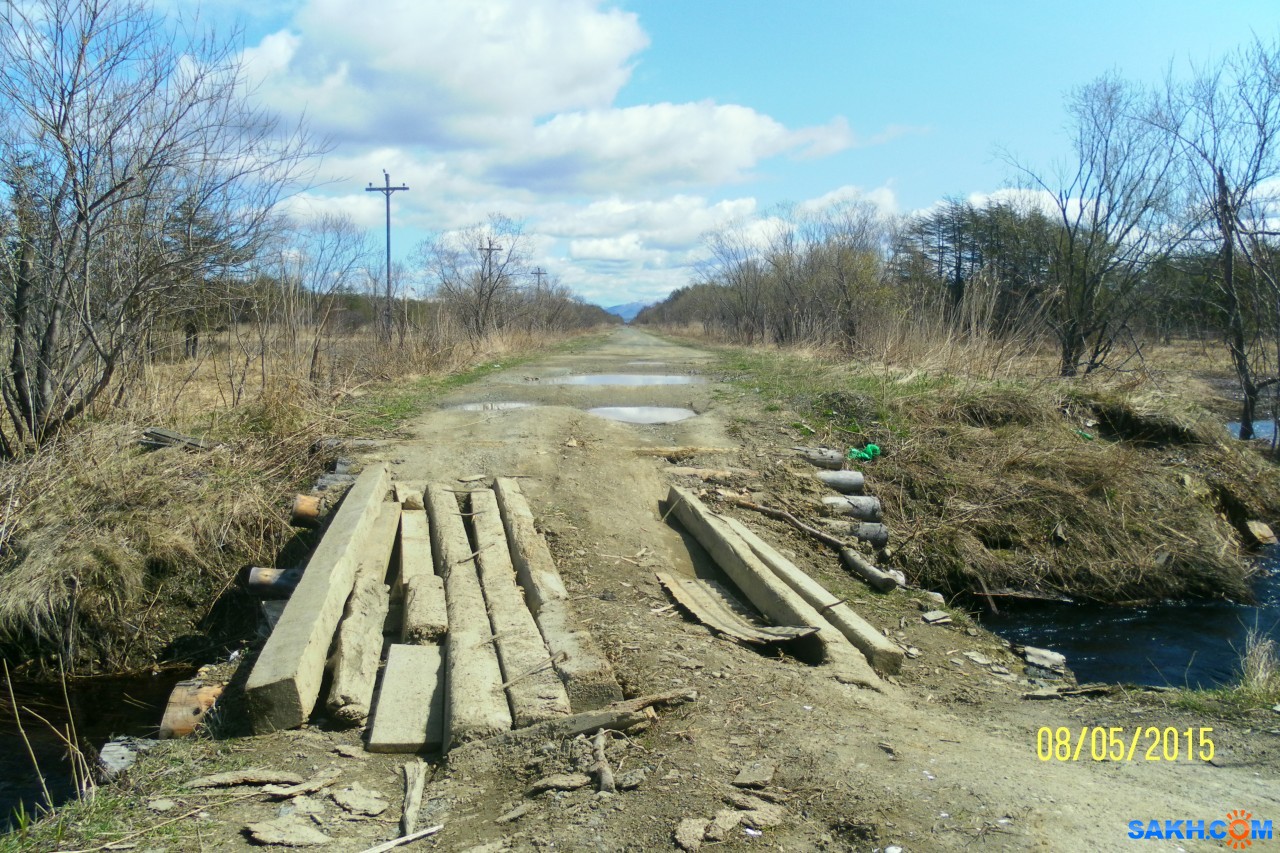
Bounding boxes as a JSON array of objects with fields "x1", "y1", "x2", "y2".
[
  {"x1": 715, "y1": 339, "x2": 1280, "y2": 604},
  {"x1": 0, "y1": 322, "x2": 603, "y2": 674}
]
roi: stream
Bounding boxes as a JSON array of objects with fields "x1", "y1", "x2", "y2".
[{"x1": 1, "y1": 669, "x2": 191, "y2": 829}]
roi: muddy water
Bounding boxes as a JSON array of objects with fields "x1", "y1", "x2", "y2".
[
  {"x1": 541, "y1": 374, "x2": 705, "y2": 386},
  {"x1": 1, "y1": 670, "x2": 190, "y2": 826},
  {"x1": 984, "y1": 550, "x2": 1280, "y2": 688},
  {"x1": 587, "y1": 406, "x2": 697, "y2": 424}
]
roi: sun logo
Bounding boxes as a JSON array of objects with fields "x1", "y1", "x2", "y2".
[{"x1": 1225, "y1": 810, "x2": 1254, "y2": 849}]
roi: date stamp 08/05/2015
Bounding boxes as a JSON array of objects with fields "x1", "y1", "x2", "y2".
[{"x1": 1035, "y1": 726, "x2": 1215, "y2": 762}]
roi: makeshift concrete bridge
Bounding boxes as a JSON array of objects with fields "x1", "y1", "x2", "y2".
[{"x1": 244, "y1": 464, "x2": 624, "y2": 752}]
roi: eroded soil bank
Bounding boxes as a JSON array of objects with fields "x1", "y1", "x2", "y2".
[{"x1": 6, "y1": 328, "x2": 1279, "y2": 852}]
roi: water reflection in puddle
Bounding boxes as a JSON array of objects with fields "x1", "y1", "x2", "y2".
[
  {"x1": 543, "y1": 374, "x2": 704, "y2": 386},
  {"x1": 449, "y1": 402, "x2": 534, "y2": 412},
  {"x1": 1229, "y1": 420, "x2": 1277, "y2": 440},
  {"x1": 588, "y1": 406, "x2": 697, "y2": 424}
]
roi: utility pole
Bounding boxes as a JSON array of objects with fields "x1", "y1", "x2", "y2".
[
  {"x1": 366, "y1": 171, "x2": 408, "y2": 341},
  {"x1": 531, "y1": 266, "x2": 546, "y2": 289}
]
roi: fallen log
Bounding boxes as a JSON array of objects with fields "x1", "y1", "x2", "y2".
[
  {"x1": 460, "y1": 689, "x2": 698, "y2": 750},
  {"x1": 839, "y1": 548, "x2": 901, "y2": 593},
  {"x1": 140, "y1": 427, "x2": 219, "y2": 452},
  {"x1": 816, "y1": 519, "x2": 889, "y2": 548},
  {"x1": 158, "y1": 680, "x2": 224, "y2": 738},
  {"x1": 792, "y1": 446, "x2": 844, "y2": 470},
  {"x1": 290, "y1": 494, "x2": 324, "y2": 528},
  {"x1": 245, "y1": 566, "x2": 302, "y2": 598}
]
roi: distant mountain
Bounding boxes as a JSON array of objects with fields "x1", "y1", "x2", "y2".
[{"x1": 602, "y1": 301, "x2": 652, "y2": 322}]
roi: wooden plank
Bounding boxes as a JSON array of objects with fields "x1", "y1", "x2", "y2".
[
  {"x1": 325, "y1": 503, "x2": 399, "y2": 725},
  {"x1": 493, "y1": 478, "x2": 622, "y2": 711},
  {"x1": 367, "y1": 644, "x2": 444, "y2": 753},
  {"x1": 246, "y1": 463, "x2": 391, "y2": 732}
]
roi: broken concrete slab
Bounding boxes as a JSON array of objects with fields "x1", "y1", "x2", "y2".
[
  {"x1": 731, "y1": 760, "x2": 776, "y2": 789},
  {"x1": 367, "y1": 644, "x2": 445, "y2": 753},
  {"x1": 398, "y1": 509, "x2": 447, "y2": 643},
  {"x1": 326, "y1": 502, "x2": 398, "y2": 726},
  {"x1": 493, "y1": 477, "x2": 622, "y2": 711},
  {"x1": 470, "y1": 488, "x2": 571, "y2": 727},
  {"x1": 428, "y1": 484, "x2": 512, "y2": 748},
  {"x1": 245, "y1": 815, "x2": 332, "y2": 846}
]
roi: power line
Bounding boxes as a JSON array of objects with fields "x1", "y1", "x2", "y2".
[{"x1": 366, "y1": 171, "x2": 408, "y2": 339}]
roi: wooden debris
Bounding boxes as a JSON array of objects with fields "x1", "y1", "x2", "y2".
[
  {"x1": 246, "y1": 566, "x2": 303, "y2": 598},
  {"x1": 139, "y1": 427, "x2": 218, "y2": 451},
  {"x1": 290, "y1": 494, "x2": 323, "y2": 528},
  {"x1": 332, "y1": 782, "x2": 389, "y2": 816},
  {"x1": 675, "y1": 818, "x2": 710, "y2": 851},
  {"x1": 821, "y1": 495, "x2": 883, "y2": 521},
  {"x1": 633, "y1": 446, "x2": 739, "y2": 460},
  {"x1": 1246, "y1": 520, "x2": 1278, "y2": 545},
  {"x1": 262, "y1": 767, "x2": 342, "y2": 799},
  {"x1": 592, "y1": 730, "x2": 616, "y2": 793},
  {"x1": 463, "y1": 689, "x2": 698, "y2": 750},
  {"x1": 839, "y1": 548, "x2": 902, "y2": 593},
  {"x1": 526, "y1": 772, "x2": 592, "y2": 795},
  {"x1": 355, "y1": 824, "x2": 443, "y2": 853},
  {"x1": 400, "y1": 760, "x2": 427, "y2": 836},
  {"x1": 667, "y1": 486, "x2": 880, "y2": 689},
  {"x1": 792, "y1": 446, "x2": 844, "y2": 470},
  {"x1": 667, "y1": 466, "x2": 758, "y2": 482},
  {"x1": 158, "y1": 680, "x2": 223, "y2": 738},
  {"x1": 656, "y1": 572, "x2": 818, "y2": 645},
  {"x1": 187, "y1": 769, "x2": 303, "y2": 789}
]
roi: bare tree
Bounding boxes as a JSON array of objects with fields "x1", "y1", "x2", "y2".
[
  {"x1": 0, "y1": 0, "x2": 318, "y2": 453},
  {"x1": 1150, "y1": 38, "x2": 1280, "y2": 437},
  {"x1": 1015, "y1": 73, "x2": 1183, "y2": 376},
  {"x1": 418, "y1": 214, "x2": 528, "y2": 347}
]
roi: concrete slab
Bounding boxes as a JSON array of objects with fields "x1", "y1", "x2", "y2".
[
  {"x1": 470, "y1": 489, "x2": 571, "y2": 727},
  {"x1": 398, "y1": 510, "x2": 447, "y2": 642},
  {"x1": 366, "y1": 644, "x2": 444, "y2": 753},
  {"x1": 426, "y1": 484, "x2": 512, "y2": 748},
  {"x1": 246, "y1": 464, "x2": 391, "y2": 732},
  {"x1": 492, "y1": 478, "x2": 622, "y2": 711}
]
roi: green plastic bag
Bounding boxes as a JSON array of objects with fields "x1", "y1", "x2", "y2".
[{"x1": 847, "y1": 443, "x2": 881, "y2": 461}]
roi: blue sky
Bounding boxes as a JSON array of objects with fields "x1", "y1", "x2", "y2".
[{"x1": 213, "y1": 0, "x2": 1277, "y2": 307}]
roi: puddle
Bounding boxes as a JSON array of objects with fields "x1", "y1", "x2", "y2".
[
  {"x1": 448, "y1": 402, "x2": 534, "y2": 412},
  {"x1": 588, "y1": 406, "x2": 697, "y2": 424},
  {"x1": 542, "y1": 374, "x2": 704, "y2": 386}
]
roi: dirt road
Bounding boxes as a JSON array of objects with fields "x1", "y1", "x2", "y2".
[{"x1": 188, "y1": 328, "x2": 1280, "y2": 851}]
